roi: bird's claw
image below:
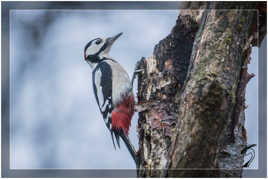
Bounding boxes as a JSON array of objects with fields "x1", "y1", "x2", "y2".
[
  {"x1": 134, "y1": 60, "x2": 144, "y2": 73},
  {"x1": 131, "y1": 61, "x2": 144, "y2": 88}
]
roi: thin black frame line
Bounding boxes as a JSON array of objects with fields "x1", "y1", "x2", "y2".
[{"x1": 2, "y1": 1, "x2": 267, "y2": 178}]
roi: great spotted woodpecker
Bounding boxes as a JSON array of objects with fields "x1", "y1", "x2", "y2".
[{"x1": 84, "y1": 32, "x2": 138, "y2": 164}]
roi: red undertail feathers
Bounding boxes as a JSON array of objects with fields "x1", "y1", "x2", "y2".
[{"x1": 111, "y1": 94, "x2": 134, "y2": 135}]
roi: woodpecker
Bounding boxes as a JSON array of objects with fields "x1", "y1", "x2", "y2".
[{"x1": 84, "y1": 32, "x2": 138, "y2": 165}]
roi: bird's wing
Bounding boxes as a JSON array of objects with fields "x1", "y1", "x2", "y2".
[
  {"x1": 92, "y1": 61, "x2": 113, "y2": 130},
  {"x1": 93, "y1": 61, "x2": 120, "y2": 149}
]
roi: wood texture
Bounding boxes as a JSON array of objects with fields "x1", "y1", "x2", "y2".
[{"x1": 136, "y1": 2, "x2": 266, "y2": 177}]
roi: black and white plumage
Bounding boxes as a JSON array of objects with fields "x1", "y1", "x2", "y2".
[
  {"x1": 84, "y1": 33, "x2": 138, "y2": 165},
  {"x1": 92, "y1": 61, "x2": 113, "y2": 129}
]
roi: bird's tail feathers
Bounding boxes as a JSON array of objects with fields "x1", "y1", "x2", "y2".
[
  {"x1": 110, "y1": 130, "x2": 116, "y2": 150},
  {"x1": 110, "y1": 129, "x2": 138, "y2": 165},
  {"x1": 115, "y1": 132, "x2": 121, "y2": 149},
  {"x1": 119, "y1": 129, "x2": 138, "y2": 165},
  {"x1": 110, "y1": 130, "x2": 121, "y2": 149}
]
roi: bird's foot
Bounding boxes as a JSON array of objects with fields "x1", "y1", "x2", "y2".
[{"x1": 131, "y1": 60, "x2": 144, "y2": 88}]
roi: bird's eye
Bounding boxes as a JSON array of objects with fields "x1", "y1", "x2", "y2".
[{"x1": 95, "y1": 39, "x2": 102, "y2": 45}]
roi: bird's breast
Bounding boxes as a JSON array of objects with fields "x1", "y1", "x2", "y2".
[{"x1": 105, "y1": 60, "x2": 132, "y2": 106}]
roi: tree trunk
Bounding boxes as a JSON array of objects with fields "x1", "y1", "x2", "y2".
[{"x1": 136, "y1": 2, "x2": 266, "y2": 177}]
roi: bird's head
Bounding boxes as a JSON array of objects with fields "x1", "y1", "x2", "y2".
[{"x1": 84, "y1": 32, "x2": 123, "y2": 68}]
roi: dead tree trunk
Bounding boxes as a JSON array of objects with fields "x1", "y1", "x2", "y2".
[{"x1": 136, "y1": 2, "x2": 266, "y2": 177}]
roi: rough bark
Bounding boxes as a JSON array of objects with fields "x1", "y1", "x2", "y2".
[
  {"x1": 136, "y1": 2, "x2": 266, "y2": 177},
  {"x1": 136, "y1": 8, "x2": 202, "y2": 177},
  {"x1": 168, "y1": 8, "x2": 255, "y2": 177}
]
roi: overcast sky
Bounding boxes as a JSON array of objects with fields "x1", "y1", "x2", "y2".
[{"x1": 10, "y1": 9, "x2": 259, "y2": 170}]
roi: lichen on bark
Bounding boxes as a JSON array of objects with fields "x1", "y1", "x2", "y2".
[{"x1": 169, "y1": 9, "x2": 256, "y2": 177}]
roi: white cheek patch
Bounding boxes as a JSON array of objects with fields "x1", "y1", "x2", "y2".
[{"x1": 86, "y1": 43, "x2": 102, "y2": 56}]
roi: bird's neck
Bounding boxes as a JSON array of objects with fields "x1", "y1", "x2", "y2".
[
  {"x1": 87, "y1": 55, "x2": 112, "y2": 70},
  {"x1": 99, "y1": 52, "x2": 110, "y2": 59},
  {"x1": 87, "y1": 61, "x2": 98, "y2": 69}
]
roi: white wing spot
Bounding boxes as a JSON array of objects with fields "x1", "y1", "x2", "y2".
[{"x1": 95, "y1": 69, "x2": 104, "y2": 107}]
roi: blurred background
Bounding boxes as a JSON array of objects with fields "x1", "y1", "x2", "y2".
[{"x1": 10, "y1": 9, "x2": 259, "y2": 170}]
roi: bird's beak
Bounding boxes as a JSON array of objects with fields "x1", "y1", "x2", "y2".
[
  {"x1": 106, "y1": 32, "x2": 123, "y2": 45},
  {"x1": 101, "y1": 33, "x2": 123, "y2": 56}
]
